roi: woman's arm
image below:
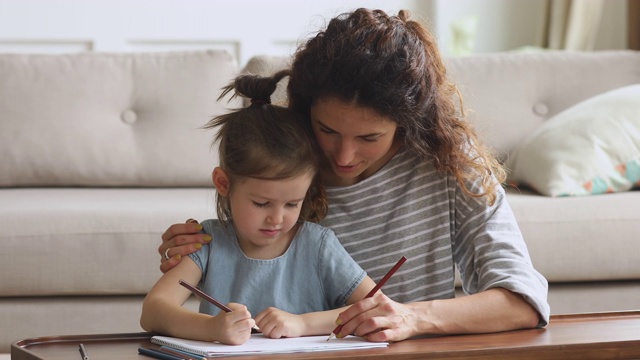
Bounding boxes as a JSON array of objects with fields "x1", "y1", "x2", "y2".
[
  {"x1": 141, "y1": 257, "x2": 255, "y2": 345},
  {"x1": 334, "y1": 188, "x2": 545, "y2": 342},
  {"x1": 333, "y1": 287, "x2": 540, "y2": 342},
  {"x1": 158, "y1": 219, "x2": 211, "y2": 273}
]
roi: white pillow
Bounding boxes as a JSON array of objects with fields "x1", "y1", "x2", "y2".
[{"x1": 506, "y1": 84, "x2": 640, "y2": 197}]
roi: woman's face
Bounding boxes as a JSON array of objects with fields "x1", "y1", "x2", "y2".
[{"x1": 310, "y1": 97, "x2": 401, "y2": 186}]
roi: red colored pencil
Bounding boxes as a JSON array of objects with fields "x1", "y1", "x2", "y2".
[
  {"x1": 179, "y1": 279, "x2": 232, "y2": 312},
  {"x1": 178, "y1": 279, "x2": 260, "y2": 332}
]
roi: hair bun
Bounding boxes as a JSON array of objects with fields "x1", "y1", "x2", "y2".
[{"x1": 250, "y1": 97, "x2": 271, "y2": 106}]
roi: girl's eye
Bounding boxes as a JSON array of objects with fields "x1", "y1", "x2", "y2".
[
  {"x1": 361, "y1": 137, "x2": 378, "y2": 143},
  {"x1": 286, "y1": 203, "x2": 299, "y2": 208},
  {"x1": 252, "y1": 201, "x2": 268, "y2": 208}
]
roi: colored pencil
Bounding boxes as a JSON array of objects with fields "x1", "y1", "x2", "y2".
[
  {"x1": 179, "y1": 279, "x2": 260, "y2": 332},
  {"x1": 138, "y1": 346, "x2": 185, "y2": 360}
]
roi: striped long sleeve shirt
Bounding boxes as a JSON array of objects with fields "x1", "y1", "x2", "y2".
[{"x1": 320, "y1": 148, "x2": 550, "y2": 325}]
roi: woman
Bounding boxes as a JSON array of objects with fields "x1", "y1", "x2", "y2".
[{"x1": 158, "y1": 8, "x2": 549, "y2": 342}]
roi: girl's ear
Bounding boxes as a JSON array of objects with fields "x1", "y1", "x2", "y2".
[{"x1": 212, "y1": 167, "x2": 230, "y2": 196}]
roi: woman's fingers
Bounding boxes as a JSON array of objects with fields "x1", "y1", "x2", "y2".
[
  {"x1": 336, "y1": 293, "x2": 412, "y2": 339},
  {"x1": 160, "y1": 220, "x2": 202, "y2": 248},
  {"x1": 159, "y1": 253, "x2": 182, "y2": 273},
  {"x1": 158, "y1": 219, "x2": 208, "y2": 273},
  {"x1": 348, "y1": 299, "x2": 417, "y2": 342}
]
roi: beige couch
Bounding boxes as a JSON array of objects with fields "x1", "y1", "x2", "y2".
[{"x1": 2, "y1": 50, "x2": 639, "y2": 354}]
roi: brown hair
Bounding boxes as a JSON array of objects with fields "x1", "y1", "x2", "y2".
[
  {"x1": 288, "y1": 8, "x2": 505, "y2": 204},
  {"x1": 205, "y1": 70, "x2": 327, "y2": 225}
]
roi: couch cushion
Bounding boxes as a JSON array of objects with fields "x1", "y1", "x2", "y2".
[
  {"x1": 506, "y1": 188, "x2": 640, "y2": 282},
  {"x1": 445, "y1": 51, "x2": 640, "y2": 159},
  {"x1": 0, "y1": 188, "x2": 216, "y2": 296},
  {"x1": 0, "y1": 50, "x2": 240, "y2": 187},
  {"x1": 505, "y1": 84, "x2": 640, "y2": 196}
]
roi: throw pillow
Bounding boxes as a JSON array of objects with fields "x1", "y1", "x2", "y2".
[{"x1": 505, "y1": 84, "x2": 640, "y2": 197}]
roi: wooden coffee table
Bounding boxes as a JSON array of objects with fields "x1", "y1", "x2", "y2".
[{"x1": 11, "y1": 311, "x2": 640, "y2": 360}]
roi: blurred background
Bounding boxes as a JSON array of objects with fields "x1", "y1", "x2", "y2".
[{"x1": 0, "y1": 0, "x2": 636, "y2": 65}]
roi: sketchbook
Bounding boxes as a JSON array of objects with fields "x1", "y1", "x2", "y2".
[{"x1": 151, "y1": 334, "x2": 388, "y2": 357}]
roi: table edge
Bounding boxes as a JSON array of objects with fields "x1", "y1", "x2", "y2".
[{"x1": 11, "y1": 310, "x2": 640, "y2": 359}]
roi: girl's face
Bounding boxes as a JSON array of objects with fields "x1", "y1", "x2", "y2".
[
  {"x1": 213, "y1": 168, "x2": 313, "y2": 259},
  {"x1": 310, "y1": 97, "x2": 401, "y2": 186}
]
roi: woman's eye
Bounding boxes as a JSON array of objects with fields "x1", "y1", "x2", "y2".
[
  {"x1": 361, "y1": 137, "x2": 378, "y2": 143},
  {"x1": 319, "y1": 126, "x2": 336, "y2": 134}
]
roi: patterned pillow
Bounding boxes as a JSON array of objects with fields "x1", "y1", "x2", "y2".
[{"x1": 505, "y1": 84, "x2": 640, "y2": 197}]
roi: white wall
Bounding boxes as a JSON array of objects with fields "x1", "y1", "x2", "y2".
[
  {"x1": 429, "y1": 0, "x2": 628, "y2": 55},
  {"x1": 0, "y1": 0, "x2": 423, "y2": 65},
  {"x1": 0, "y1": 0, "x2": 628, "y2": 65}
]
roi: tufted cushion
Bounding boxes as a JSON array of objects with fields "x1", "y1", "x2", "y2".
[
  {"x1": 0, "y1": 50, "x2": 241, "y2": 187},
  {"x1": 445, "y1": 51, "x2": 640, "y2": 160}
]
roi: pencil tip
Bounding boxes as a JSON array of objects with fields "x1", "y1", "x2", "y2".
[{"x1": 327, "y1": 333, "x2": 335, "y2": 341}]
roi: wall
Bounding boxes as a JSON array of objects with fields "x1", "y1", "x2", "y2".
[
  {"x1": 429, "y1": 0, "x2": 628, "y2": 55},
  {"x1": 0, "y1": 0, "x2": 629, "y2": 65},
  {"x1": 0, "y1": 0, "x2": 422, "y2": 65}
]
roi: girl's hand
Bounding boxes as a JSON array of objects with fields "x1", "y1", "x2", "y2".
[
  {"x1": 334, "y1": 293, "x2": 419, "y2": 342},
  {"x1": 159, "y1": 219, "x2": 212, "y2": 273},
  {"x1": 255, "y1": 307, "x2": 306, "y2": 339},
  {"x1": 209, "y1": 303, "x2": 256, "y2": 345}
]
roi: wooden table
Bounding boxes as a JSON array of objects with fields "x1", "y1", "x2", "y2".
[{"x1": 11, "y1": 311, "x2": 640, "y2": 360}]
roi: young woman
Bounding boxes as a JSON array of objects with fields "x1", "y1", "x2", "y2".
[
  {"x1": 158, "y1": 9, "x2": 550, "y2": 342},
  {"x1": 141, "y1": 71, "x2": 376, "y2": 345}
]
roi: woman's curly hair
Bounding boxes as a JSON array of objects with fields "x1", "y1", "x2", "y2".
[{"x1": 288, "y1": 8, "x2": 505, "y2": 205}]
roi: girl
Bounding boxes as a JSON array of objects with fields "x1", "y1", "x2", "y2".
[{"x1": 140, "y1": 71, "x2": 375, "y2": 345}]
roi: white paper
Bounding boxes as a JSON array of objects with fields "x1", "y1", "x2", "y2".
[{"x1": 151, "y1": 334, "x2": 388, "y2": 357}]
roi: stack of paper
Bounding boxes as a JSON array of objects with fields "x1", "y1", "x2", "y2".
[{"x1": 151, "y1": 334, "x2": 388, "y2": 357}]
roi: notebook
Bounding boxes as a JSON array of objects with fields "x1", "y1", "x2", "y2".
[{"x1": 151, "y1": 334, "x2": 388, "y2": 357}]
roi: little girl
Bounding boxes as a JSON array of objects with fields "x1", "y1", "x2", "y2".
[{"x1": 140, "y1": 71, "x2": 376, "y2": 345}]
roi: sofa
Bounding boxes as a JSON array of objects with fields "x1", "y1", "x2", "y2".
[{"x1": 1, "y1": 49, "x2": 639, "y2": 354}]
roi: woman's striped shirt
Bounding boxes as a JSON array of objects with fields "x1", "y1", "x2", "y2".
[{"x1": 320, "y1": 148, "x2": 550, "y2": 325}]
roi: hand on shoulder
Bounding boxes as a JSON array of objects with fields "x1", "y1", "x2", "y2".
[{"x1": 159, "y1": 219, "x2": 212, "y2": 273}]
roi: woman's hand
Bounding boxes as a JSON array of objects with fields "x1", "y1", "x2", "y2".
[
  {"x1": 335, "y1": 289, "x2": 541, "y2": 342},
  {"x1": 159, "y1": 219, "x2": 211, "y2": 273},
  {"x1": 255, "y1": 307, "x2": 307, "y2": 339},
  {"x1": 209, "y1": 303, "x2": 255, "y2": 345},
  {"x1": 334, "y1": 293, "x2": 419, "y2": 342}
]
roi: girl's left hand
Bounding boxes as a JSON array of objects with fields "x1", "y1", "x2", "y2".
[
  {"x1": 334, "y1": 293, "x2": 420, "y2": 342},
  {"x1": 255, "y1": 307, "x2": 306, "y2": 339}
]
